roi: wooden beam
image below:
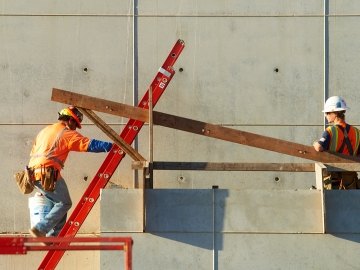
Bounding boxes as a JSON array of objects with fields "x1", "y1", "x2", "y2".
[
  {"x1": 133, "y1": 161, "x2": 360, "y2": 172},
  {"x1": 52, "y1": 88, "x2": 149, "y2": 120},
  {"x1": 52, "y1": 88, "x2": 360, "y2": 164},
  {"x1": 132, "y1": 161, "x2": 315, "y2": 172},
  {"x1": 78, "y1": 108, "x2": 146, "y2": 162}
]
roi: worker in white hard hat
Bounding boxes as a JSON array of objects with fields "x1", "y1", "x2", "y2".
[{"x1": 313, "y1": 96, "x2": 360, "y2": 189}]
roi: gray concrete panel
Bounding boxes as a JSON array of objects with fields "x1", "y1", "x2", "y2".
[
  {"x1": 100, "y1": 189, "x2": 143, "y2": 232},
  {"x1": 1, "y1": 1, "x2": 130, "y2": 14},
  {"x1": 329, "y1": 1, "x2": 360, "y2": 14},
  {"x1": 139, "y1": 1, "x2": 322, "y2": 16},
  {"x1": 219, "y1": 233, "x2": 360, "y2": 270},
  {"x1": 218, "y1": 189, "x2": 322, "y2": 233},
  {"x1": 101, "y1": 232, "x2": 213, "y2": 270},
  {"x1": 0, "y1": 16, "x2": 133, "y2": 124},
  {"x1": 328, "y1": 17, "x2": 360, "y2": 125},
  {"x1": 101, "y1": 232, "x2": 360, "y2": 270},
  {"x1": 0, "y1": 248, "x2": 99, "y2": 270},
  {"x1": 325, "y1": 190, "x2": 360, "y2": 233},
  {"x1": 137, "y1": 17, "x2": 323, "y2": 125},
  {"x1": 101, "y1": 189, "x2": 323, "y2": 233},
  {"x1": 152, "y1": 170, "x2": 316, "y2": 190},
  {"x1": 145, "y1": 190, "x2": 213, "y2": 232}
]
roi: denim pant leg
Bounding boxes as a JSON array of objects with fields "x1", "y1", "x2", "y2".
[
  {"x1": 33, "y1": 177, "x2": 72, "y2": 236},
  {"x1": 47, "y1": 213, "x2": 67, "y2": 237}
]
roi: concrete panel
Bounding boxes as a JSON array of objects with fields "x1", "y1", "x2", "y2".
[
  {"x1": 328, "y1": 17, "x2": 360, "y2": 125},
  {"x1": 137, "y1": 17, "x2": 323, "y2": 125},
  {"x1": 0, "y1": 16, "x2": 133, "y2": 124},
  {"x1": 101, "y1": 233, "x2": 213, "y2": 270},
  {"x1": 218, "y1": 233, "x2": 360, "y2": 270},
  {"x1": 218, "y1": 189, "x2": 322, "y2": 233},
  {"x1": 146, "y1": 190, "x2": 213, "y2": 232},
  {"x1": 101, "y1": 189, "x2": 323, "y2": 233},
  {"x1": 101, "y1": 232, "x2": 360, "y2": 270},
  {"x1": 329, "y1": 1, "x2": 360, "y2": 14},
  {"x1": 0, "y1": 246, "x2": 99, "y2": 270},
  {"x1": 139, "y1": 1, "x2": 322, "y2": 15},
  {"x1": 100, "y1": 189, "x2": 144, "y2": 232},
  {"x1": 324, "y1": 190, "x2": 360, "y2": 233},
  {"x1": 1, "y1": 1, "x2": 130, "y2": 14}
]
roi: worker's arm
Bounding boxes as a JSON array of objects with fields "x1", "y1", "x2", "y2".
[
  {"x1": 87, "y1": 139, "x2": 113, "y2": 153},
  {"x1": 313, "y1": 129, "x2": 330, "y2": 152}
]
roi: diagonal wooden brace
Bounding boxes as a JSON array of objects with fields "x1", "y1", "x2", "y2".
[{"x1": 78, "y1": 108, "x2": 146, "y2": 162}]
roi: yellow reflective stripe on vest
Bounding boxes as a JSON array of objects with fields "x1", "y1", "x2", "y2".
[
  {"x1": 328, "y1": 126, "x2": 339, "y2": 152},
  {"x1": 353, "y1": 127, "x2": 360, "y2": 156}
]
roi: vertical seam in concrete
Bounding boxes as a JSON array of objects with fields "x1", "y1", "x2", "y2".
[
  {"x1": 323, "y1": 0, "x2": 329, "y2": 129},
  {"x1": 133, "y1": 0, "x2": 139, "y2": 188}
]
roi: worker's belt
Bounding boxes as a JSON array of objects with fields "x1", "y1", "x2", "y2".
[{"x1": 32, "y1": 166, "x2": 59, "y2": 192}]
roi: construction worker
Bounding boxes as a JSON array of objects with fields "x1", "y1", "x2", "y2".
[
  {"x1": 28, "y1": 106, "x2": 113, "y2": 238},
  {"x1": 313, "y1": 96, "x2": 360, "y2": 189}
]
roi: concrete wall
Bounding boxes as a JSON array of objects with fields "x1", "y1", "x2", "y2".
[
  {"x1": 100, "y1": 189, "x2": 360, "y2": 270},
  {"x1": 1, "y1": 0, "x2": 360, "y2": 269}
]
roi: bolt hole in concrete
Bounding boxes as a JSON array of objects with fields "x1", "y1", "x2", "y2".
[
  {"x1": 177, "y1": 175, "x2": 186, "y2": 183},
  {"x1": 83, "y1": 67, "x2": 88, "y2": 73},
  {"x1": 274, "y1": 176, "x2": 280, "y2": 182},
  {"x1": 274, "y1": 67, "x2": 279, "y2": 73},
  {"x1": 179, "y1": 67, "x2": 184, "y2": 72}
]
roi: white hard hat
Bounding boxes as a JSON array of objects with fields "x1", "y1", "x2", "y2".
[{"x1": 322, "y1": 96, "x2": 349, "y2": 113}]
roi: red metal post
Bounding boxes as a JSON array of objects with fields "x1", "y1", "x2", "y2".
[{"x1": 38, "y1": 39, "x2": 185, "y2": 269}]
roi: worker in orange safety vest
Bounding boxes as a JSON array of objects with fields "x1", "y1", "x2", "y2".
[
  {"x1": 28, "y1": 106, "x2": 113, "y2": 238},
  {"x1": 313, "y1": 96, "x2": 360, "y2": 189}
]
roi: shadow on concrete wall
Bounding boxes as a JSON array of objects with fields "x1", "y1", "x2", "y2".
[
  {"x1": 325, "y1": 190, "x2": 360, "y2": 239},
  {"x1": 145, "y1": 189, "x2": 229, "y2": 251}
]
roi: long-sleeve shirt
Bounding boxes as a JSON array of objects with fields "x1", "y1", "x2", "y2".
[{"x1": 28, "y1": 122, "x2": 112, "y2": 177}]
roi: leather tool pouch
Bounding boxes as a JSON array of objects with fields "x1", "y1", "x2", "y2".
[
  {"x1": 40, "y1": 166, "x2": 58, "y2": 192},
  {"x1": 14, "y1": 167, "x2": 35, "y2": 194}
]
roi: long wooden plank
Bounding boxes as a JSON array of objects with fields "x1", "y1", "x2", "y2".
[
  {"x1": 51, "y1": 88, "x2": 360, "y2": 164},
  {"x1": 131, "y1": 161, "x2": 316, "y2": 172},
  {"x1": 154, "y1": 162, "x2": 360, "y2": 172},
  {"x1": 52, "y1": 88, "x2": 149, "y2": 120},
  {"x1": 78, "y1": 108, "x2": 146, "y2": 161}
]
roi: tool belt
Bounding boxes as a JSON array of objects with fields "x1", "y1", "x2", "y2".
[
  {"x1": 323, "y1": 171, "x2": 359, "y2": 190},
  {"x1": 14, "y1": 166, "x2": 35, "y2": 194},
  {"x1": 35, "y1": 166, "x2": 59, "y2": 192}
]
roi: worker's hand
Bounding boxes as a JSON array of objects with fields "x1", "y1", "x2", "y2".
[{"x1": 313, "y1": 141, "x2": 324, "y2": 152}]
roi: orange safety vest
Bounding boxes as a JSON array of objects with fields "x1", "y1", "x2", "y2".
[
  {"x1": 326, "y1": 124, "x2": 360, "y2": 156},
  {"x1": 28, "y1": 122, "x2": 91, "y2": 174}
]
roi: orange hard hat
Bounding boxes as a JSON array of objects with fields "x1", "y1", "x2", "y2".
[{"x1": 58, "y1": 106, "x2": 83, "y2": 128}]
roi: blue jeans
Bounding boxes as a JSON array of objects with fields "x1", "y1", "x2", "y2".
[{"x1": 33, "y1": 177, "x2": 72, "y2": 236}]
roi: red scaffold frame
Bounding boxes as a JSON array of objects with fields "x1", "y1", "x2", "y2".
[
  {"x1": 38, "y1": 39, "x2": 185, "y2": 269},
  {"x1": 0, "y1": 236, "x2": 132, "y2": 270}
]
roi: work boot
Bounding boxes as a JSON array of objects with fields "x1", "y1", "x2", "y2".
[
  {"x1": 29, "y1": 227, "x2": 46, "y2": 237},
  {"x1": 29, "y1": 227, "x2": 51, "y2": 246}
]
